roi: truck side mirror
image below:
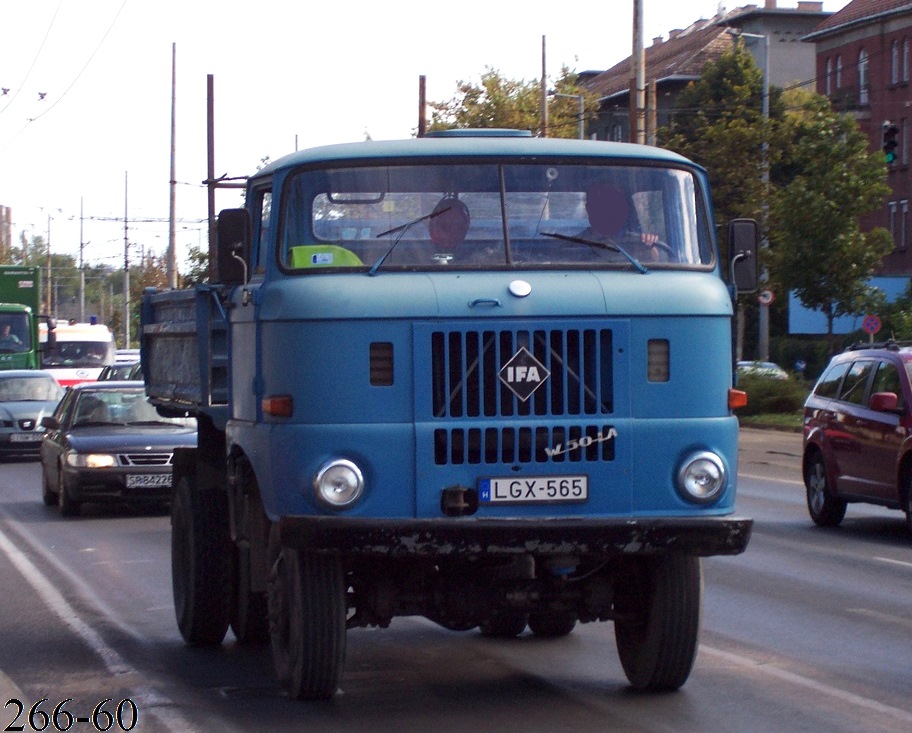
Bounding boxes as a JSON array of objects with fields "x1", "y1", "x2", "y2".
[
  {"x1": 43, "y1": 316, "x2": 57, "y2": 351},
  {"x1": 729, "y1": 218, "x2": 759, "y2": 293},
  {"x1": 216, "y1": 208, "x2": 252, "y2": 286}
]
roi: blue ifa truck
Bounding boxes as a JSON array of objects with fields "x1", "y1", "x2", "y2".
[{"x1": 141, "y1": 130, "x2": 758, "y2": 700}]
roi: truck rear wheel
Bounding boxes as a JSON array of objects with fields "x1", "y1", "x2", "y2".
[
  {"x1": 479, "y1": 610, "x2": 528, "y2": 638},
  {"x1": 528, "y1": 611, "x2": 577, "y2": 638},
  {"x1": 231, "y1": 543, "x2": 270, "y2": 644},
  {"x1": 268, "y1": 548, "x2": 346, "y2": 700},
  {"x1": 171, "y1": 474, "x2": 231, "y2": 646},
  {"x1": 614, "y1": 555, "x2": 702, "y2": 691}
]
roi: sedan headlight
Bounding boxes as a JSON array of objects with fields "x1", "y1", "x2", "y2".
[
  {"x1": 66, "y1": 452, "x2": 117, "y2": 468},
  {"x1": 676, "y1": 451, "x2": 726, "y2": 504},
  {"x1": 312, "y1": 459, "x2": 364, "y2": 509}
]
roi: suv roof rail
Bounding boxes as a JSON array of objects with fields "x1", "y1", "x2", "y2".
[{"x1": 844, "y1": 339, "x2": 912, "y2": 352}]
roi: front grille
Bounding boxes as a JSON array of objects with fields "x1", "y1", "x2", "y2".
[
  {"x1": 430, "y1": 328, "x2": 613, "y2": 418},
  {"x1": 119, "y1": 453, "x2": 173, "y2": 467},
  {"x1": 435, "y1": 424, "x2": 616, "y2": 465}
]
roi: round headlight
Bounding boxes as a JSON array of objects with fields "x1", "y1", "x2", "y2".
[
  {"x1": 313, "y1": 459, "x2": 364, "y2": 509},
  {"x1": 677, "y1": 451, "x2": 726, "y2": 504}
]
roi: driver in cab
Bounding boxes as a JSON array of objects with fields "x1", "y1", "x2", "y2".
[{"x1": 580, "y1": 183, "x2": 663, "y2": 262}]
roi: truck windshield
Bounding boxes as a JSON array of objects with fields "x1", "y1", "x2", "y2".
[
  {"x1": 280, "y1": 162, "x2": 713, "y2": 271},
  {"x1": 0, "y1": 313, "x2": 31, "y2": 353}
]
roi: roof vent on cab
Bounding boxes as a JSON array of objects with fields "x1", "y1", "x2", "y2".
[{"x1": 422, "y1": 129, "x2": 533, "y2": 138}]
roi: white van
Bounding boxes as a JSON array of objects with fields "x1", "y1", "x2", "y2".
[{"x1": 39, "y1": 321, "x2": 115, "y2": 386}]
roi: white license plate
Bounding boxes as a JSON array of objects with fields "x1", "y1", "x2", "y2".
[
  {"x1": 126, "y1": 474, "x2": 172, "y2": 488},
  {"x1": 479, "y1": 475, "x2": 588, "y2": 504},
  {"x1": 10, "y1": 433, "x2": 42, "y2": 443}
]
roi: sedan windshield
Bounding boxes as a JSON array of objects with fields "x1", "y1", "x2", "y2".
[
  {"x1": 0, "y1": 376, "x2": 62, "y2": 402},
  {"x1": 72, "y1": 389, "x2": 195, "y2": 428},
  {"x1": 280, "y1": 162, "x2": 713, "y2": 272}
]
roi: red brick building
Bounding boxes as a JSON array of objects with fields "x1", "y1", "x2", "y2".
[{"x1": 805, "y1": 0, "x2": 912, "y2": 274}]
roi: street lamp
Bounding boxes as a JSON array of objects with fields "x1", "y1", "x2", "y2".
[
  {"x1": 549, "y1": 92, "x2": 585, "y2": 140},
  {"x1": 728, "y1": 28, "x2": 770, "y2": 361}
]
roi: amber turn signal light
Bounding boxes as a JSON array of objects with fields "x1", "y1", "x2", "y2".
[
  {"x1": 728, "y1": 389, "x2": 748, "y2": 410},
  {"x1": 262, "y1": 394, "x2": 293, "y2": 417}
]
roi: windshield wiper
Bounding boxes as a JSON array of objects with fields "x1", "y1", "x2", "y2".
[
  {"x1": 368, "y1": 206, "x2": 452, "y2": 276},
  {"x1": 539, "y1": 231, "x2": 648, "y2": 274}
]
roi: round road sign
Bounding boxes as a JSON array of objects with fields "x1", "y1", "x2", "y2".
[
  {"x1": 757, "y1": 289, "x2": 774, "y2": 306},
  {"x1": 862, "y1": 314, "x2": 882, "y2": 335}
]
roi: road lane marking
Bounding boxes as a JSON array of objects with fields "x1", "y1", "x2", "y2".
[
  {"x1": 846, "y1": 607, "x2": 912, "y2": 631},
  {"x1": 701, "y1": 645, "x2": 912, "y2": 724},
  {"x1": 875, "y1": 556, "x2": 912, "y2": 570},
  {"x1": 739, "y1": 472, "x2": 803, "y2": 486},
  {"x1": 0, "y1": 523, "x2": 201, "y2": 732}
]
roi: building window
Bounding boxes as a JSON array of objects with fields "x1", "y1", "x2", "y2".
[
  {"x1": 825, "y1": 57, "x2": 833, "y2": 96},
  {"x1": 904, "y1": 39, "x2": 910, "y2": 82},
  {"x1": 610, "y1": 123, "x2": 623, "y2": 142},
  {"x1": 858, "y1": 49, "x2": 869, "y2": 105},
  {"x1": 836, "y1": 55, "x2": 842, "y2": 88},
  {"x1": 904, "y1": 118, "x2": 909, "y2": 166},
  {"x1": 893, "y1": 41, "x2": 901, "y2": 84},
  {"x1": 890, "y1": 201, "x2": 898, "y2": 246}
]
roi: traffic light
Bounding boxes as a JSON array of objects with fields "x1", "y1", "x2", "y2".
[{"x1": 883, "y1": 121, "x2": 899, "y2": 164}]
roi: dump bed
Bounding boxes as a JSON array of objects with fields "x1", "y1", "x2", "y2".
[{"x1": 140, "y1": 285, "x2": 230, "y2": 425}]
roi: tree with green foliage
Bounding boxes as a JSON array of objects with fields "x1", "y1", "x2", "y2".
[
  {"x1": 767, "y1": 88, "x2": 892, "y2": 341},
  {"x1": 428, "y1": 66, "x2": 597, "y2": 139},
  {"x1": 661, "y1": 41, "x2": 783, "y2": 260}
]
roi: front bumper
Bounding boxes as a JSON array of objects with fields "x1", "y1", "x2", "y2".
[
  {"x1": 279, "y1": 515, "x2": 752, "y2": 558},
  {"x1": 0, "y1": 434, "x2": 43, "y2": 457},
  {"x1": 65, "y1": 469, "x2": 173, "y2": 503}
]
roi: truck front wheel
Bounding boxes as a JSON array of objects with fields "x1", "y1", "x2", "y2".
[
  {"x1": 614, "y1": 555, "x2": 702, "y2": 691},
  {"x1": 171, "y1": 474, "x2": 231, "y2": 646},
  {"x1": 268, "y1": 548, "x2": 347, "y2": 700}
]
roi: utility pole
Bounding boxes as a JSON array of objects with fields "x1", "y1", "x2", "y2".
[
  {"x1": 79, "y1": 197, "x2": 85, "y2": 322},
  {"x1": 123, "y1": 172, "x2": 130, "y2": 349},
  {"x1": 417, "y1": 75, "x2": 427, "y2": 137},
  {"x1": 630, "y1": 0, "x2": 646, "y2": 143},
  {"x1": 541, "y1": 35, "x2": 548, "y2": 138},
  {"x1": 45, "y1": 215, "x2": 52, "y2": 317},
  {"x1": 168, "y1": 42, "x2": 178, "y2": 289}
]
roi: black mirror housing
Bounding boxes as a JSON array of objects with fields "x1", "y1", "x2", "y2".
[
  {"x1": 729, "y1": 218, "x2": 760, "y2": 293},
  {"x1": 216, "y1": 208, "x2": 252, "y2": 285}
]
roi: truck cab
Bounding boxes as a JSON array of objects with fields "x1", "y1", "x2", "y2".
[{"x1": 142, "y1": 131, "x2": 758, "y2": 700}]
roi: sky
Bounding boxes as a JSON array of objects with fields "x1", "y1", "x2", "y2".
[{"x1": 0, "y1": 0, "x2": 848, "y2": 273}]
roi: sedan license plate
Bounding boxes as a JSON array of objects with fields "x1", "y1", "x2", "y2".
[
  {"x1": 10, "y1": 433, "x2": 42, "y2": 442},
  {"x1": 479, "y1": 475, "x2": 587, "y2": 504},
  {"x1": 126, "y1": 473, "x2": 172, "y2": 488}
]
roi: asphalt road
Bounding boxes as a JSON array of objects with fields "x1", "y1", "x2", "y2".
[{"x1": 1, "y1": 429, "x2": 911, "y2": 732}]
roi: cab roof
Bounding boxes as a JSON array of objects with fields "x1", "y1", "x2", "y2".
[{"x1": 252, "y1": 134, "x2": 700, "y2": 181}]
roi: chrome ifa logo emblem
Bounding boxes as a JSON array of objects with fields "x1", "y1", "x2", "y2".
[{"x1": 499, "y1": 347, "x2": 550, "y2": 402}]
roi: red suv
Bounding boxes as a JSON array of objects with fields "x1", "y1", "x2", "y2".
[{"x1": 803, "y1": 342, "x2": 912, "y2": 532}]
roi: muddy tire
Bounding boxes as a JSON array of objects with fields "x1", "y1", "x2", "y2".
[
  {"x1": 269, "y1": 548, "x2": 346, "y2": 700},
  {"x1": 171, "y1": 474, "x2": 232, "y2": 646},
  {"x1": 614, "y1": 555, "x2": 702, "y2": 691}
]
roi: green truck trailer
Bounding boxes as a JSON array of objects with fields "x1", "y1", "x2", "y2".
[{"x1": 0, "y1": 265, "x2": 44, "y2": 370}]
